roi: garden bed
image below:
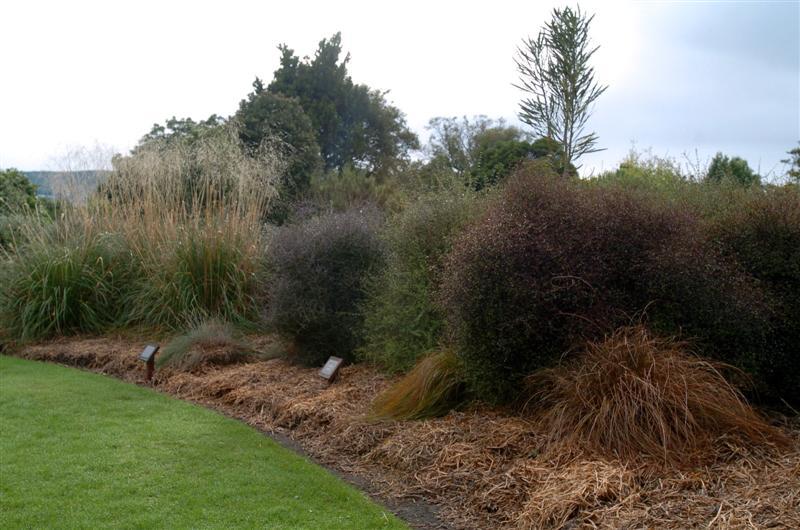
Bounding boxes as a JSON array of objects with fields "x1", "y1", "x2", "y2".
[{"x1": 14, "y1": 336, "x2": 800, "y2": 529}]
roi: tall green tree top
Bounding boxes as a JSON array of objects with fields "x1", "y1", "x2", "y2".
[
  {"x1": 425, "y1": 116, "x2": 528, "y2": 176},
  {"x1": 268, "y1": 32, "x2": 419, "y2": 175},
  {"x1": 516, "y1": 6, "x2": 607, "y2": 175},
  {"x1": 134, "y1": 115, "x2": 226, "y2": 153},
  {"x1": 236, "y1": 82, "x2": 322, "y2": 200},
  {"x1": 705, "y1": 153, "x2": 761, "y2": 187},
  {"x1": 781, "y1": 142, "x2": 800, "y2": 184}
]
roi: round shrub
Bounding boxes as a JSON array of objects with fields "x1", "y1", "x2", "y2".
[
  {"x1": 440, "y1": 163, "x2": 771, "y2": 404},
  {"x1": 708, "y1": 186, "x2": 800, "y2": 404},
  {"x1": 359, "y1": 189, "x2": 481, "y2": 372},
  {"x1": 157, "y1": 319, "x2": 256, "y2": 372},
  {"x1": 265, "y1": 208, "x2": 384, "y2": 365}
]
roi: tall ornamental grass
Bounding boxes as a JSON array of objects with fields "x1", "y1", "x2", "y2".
[
  {"x1": 0, "y1": 228, "x2": 133, "y2": 340},
  {"x1": 0, "y1": 126, "x2": 280, "y2": 339}
]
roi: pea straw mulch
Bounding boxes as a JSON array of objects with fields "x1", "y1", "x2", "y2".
[{"x1": 16, "y1": 336, "x2": 800, "y2": 529}]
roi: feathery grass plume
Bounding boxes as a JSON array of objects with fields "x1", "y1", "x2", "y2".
[
  {"x1": 157, "y1": 318, "x2": 256, "y2": 372},
  {"x1": 0, "y1": 125, "x2": 281, "y2": 339},
  {"x1": 526, "y1": 326, "x2": 789, "y2": 466},
  {"x1": 95, "y1": 125, "x2": 279, "y2": 329},
  {"x1": 369, "y1": 349, "x2": 466, "y2": 421}
]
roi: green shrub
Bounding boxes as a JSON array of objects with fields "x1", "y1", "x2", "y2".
[
  {"x1": 440, "y1": 162, "x2": 771, "y2": 404},
  {"x1": 157, "y1": 319, "x2": 256, "y2": 372},
  {"x1": 592, "y1": 149, "x2": 688, "y2": 194},
  {"x1": 471, "y1": 136, "x2": 572, "y2": 190},
  {"x1": 0, "y1": 168, "x2": 38, "y2": 213},
  {"x1": 303, "y1": 166, "x2": 406, "y2": 215},
  {"x1": 708, "y1": 185, "x2": 800, "y2": 404},
  {"x1": 265, "y1": 208, "x2": 385, "y2": 365},
  {"x1": 470, "y1": 140, "x2": 538, "y2": 190},
  {"x1": 0, "y1": 231, "x2": 133, "y2": 340},
  {"x1": 359, "y1": 189, "x2": 482, "y2": 372}
]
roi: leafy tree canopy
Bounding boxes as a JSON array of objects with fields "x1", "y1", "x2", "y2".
[
  {"x1": 705, "y1": 153, "x2": 761, "y2": 187},
  {"x1": 423, "y1": 116, "x2": 572, "y2": 189},
  {"x1": 134, "y1": 115, "x2": 226, "y2": 153},
  {"x1": 471, "y1": 136, "x2": 573, "y2": 190},
  {"x1": 236, "y1": 83, "x2": 322, "y2": 200},
  {"x1": 267, "y1": 32, "x2": 419, "y2": 176},
  {"x1": 425, "y1": 116, "x2": 528, "y2": 176},
  {"x1": 0, "y1": 168, "x2": 38, "y2": 213}
]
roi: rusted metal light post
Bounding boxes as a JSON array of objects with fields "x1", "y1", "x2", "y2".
[{"x1": 139, "y1": 344, "x2": 160, "y2": 382}]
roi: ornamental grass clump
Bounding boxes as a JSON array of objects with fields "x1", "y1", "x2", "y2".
[
  {"x1": 526, "y1": 326, "x2": 789, "y2": 466},
  {"x1": 369, "y1": 349, "x2": 466, "y2": 421},
  {"x1": 0, "y1": 228, "x2": 133, "y2": 340},
  {"x1": 102, "y1": 127, "x2": 278, "y2": 329},
  {"x1": 0, "y1": 125, "x2": 280, "y2": 340},
  {"x1": 157, "y1": 318, "x2": 256, "y2": 372}
]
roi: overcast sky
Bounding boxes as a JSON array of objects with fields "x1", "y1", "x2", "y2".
[{"x1": 1, "y1": 0, "x2": 798, "y2": 178}]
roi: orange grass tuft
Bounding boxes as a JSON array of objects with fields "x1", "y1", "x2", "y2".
[
  {"x1": 526, "y1": 325, "x2": 789, "y2": 465},
  {"x1": 369, "y1": 350, "x2": 466, "y2": 421}
]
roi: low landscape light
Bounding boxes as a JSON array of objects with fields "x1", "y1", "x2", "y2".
[
  {"x1": 319, "y1": 356, "x2": 343, "y2": 384},
  {"x1": 139, "y1": 344, "x2": 160, "y2": 382}
]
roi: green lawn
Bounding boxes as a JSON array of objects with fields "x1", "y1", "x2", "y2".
[{"x1": 0, "y1": 355, "x2": 406, "y2": 529}]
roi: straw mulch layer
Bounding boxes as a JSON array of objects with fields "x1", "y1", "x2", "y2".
[{"x1": 15, "y1": 336, "x2": 800, "y2": 529}]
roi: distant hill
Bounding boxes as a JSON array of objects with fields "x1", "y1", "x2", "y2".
[{"x1": 23, "y1": 171, "x2": 110, "y2": 199}]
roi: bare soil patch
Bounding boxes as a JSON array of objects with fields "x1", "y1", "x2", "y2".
[{"x1": 14, "y1": 336, "x2": 800, "y2": 529}]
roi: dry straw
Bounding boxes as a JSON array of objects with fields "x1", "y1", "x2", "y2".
[{"x1": 18, "y1": 337, "x2": 800, "y2": 530}]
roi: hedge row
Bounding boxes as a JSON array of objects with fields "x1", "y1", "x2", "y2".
[{"x1": 2, "y1": 162, "x2": 798, "y2": 406}]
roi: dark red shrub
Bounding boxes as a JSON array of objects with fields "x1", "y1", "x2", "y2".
[
  {"x1": 265, "y1": 207, "x2": 385, "y2": 365},
  {"x1": 440, "y1": 162, "x2": 772, "y2": 403},
  {"x1": 707, "y1": 186, "x2": 800, "y2": 404}
]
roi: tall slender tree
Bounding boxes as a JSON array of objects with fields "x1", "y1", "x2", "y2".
[{"x1": 515, "y1": 6, "x2": 607, "y2": 175}]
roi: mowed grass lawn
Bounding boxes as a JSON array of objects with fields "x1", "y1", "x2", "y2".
[{"x1": 0, "y1": 356, "x2": 406, "y2": 529}]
